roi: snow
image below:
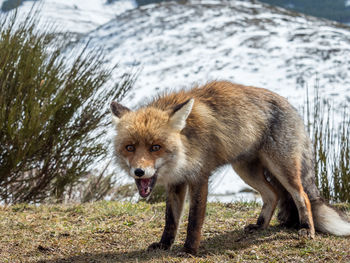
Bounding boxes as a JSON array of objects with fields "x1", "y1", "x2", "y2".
[
  {"x1": 2, "y1": 0, "x2": 136, "y2": 34},
  {"x1": 86, "y1": 0, "x2": 350, "y2": 113}
]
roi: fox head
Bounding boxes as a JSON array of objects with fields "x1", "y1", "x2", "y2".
[{"x1": 110, "y1": 99, "x2": 194, "y2": 198}]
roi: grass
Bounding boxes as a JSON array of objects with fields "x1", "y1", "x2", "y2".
[{"x1": 1, "y1": 201, "x2": 350, "y2": 262}]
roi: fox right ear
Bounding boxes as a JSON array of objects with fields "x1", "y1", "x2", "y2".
[
  {"x1": 110, "y1": 101, "x2": 130, "y2": 125},
  {"x1": 168, "y1": 98, "x2": 194, "y2": 131}
]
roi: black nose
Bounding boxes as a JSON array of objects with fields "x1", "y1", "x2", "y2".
[{"x1": 134, "y1": 168, "x2": 145, "y2": 177}]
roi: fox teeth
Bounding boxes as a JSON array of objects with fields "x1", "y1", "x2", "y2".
[{"x1": 145, "y1": 187, "x2": 150, "y2": 195}]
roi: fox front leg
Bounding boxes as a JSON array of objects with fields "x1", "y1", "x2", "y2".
[
  {"x1": 148, "y1": 182, "x2": 187, "y2": 251},
  {"x1": 183, "y1": 177, "x2": 209, "y2": 255}
]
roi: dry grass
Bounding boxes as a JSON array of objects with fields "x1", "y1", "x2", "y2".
[{"x1": 0, "y1": 201, "x2": 349, "y2": 262}]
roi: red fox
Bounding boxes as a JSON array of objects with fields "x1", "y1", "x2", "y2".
[{"x1": 111, "y1": 81, "x2": 350, "y2": 254}]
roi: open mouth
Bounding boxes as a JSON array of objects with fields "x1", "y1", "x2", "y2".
[{"x1": 135, "y1": 174, "x2": 158, "y2": 198}]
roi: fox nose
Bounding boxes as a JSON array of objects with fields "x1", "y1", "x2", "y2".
[{"x1": 134, "y1": 168, "x2": 145, "y2": 177}]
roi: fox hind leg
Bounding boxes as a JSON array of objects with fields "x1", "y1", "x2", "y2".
[
  {"x1": 232, "y1": 159, "x2": 278, "y2": 232},
  {"x1": 261, "y1": 155, "x2": 315, "y2": 238},
  {"x1": 267, "y1": 172, "x2": 300, "y2": 228}
]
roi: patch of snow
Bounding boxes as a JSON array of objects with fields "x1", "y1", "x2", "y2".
[
  {"x1": 86, "y1": 0, "x2": 350, "y2": 112},
  {"x1": 4, "y1": 0, "x2": 136, "y2": 34}
]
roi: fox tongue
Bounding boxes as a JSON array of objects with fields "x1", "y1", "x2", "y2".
[
  {"x1": 141, "y1": 178, "x2": 151, "y2": 188},
  {"x1": 136, "y1": 175, "x2": 158, "y2": 198},
  {"x1": 140, "y1": 178, "x2": 151, "y2": 196}
]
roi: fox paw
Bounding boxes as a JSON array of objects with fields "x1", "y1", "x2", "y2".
[
  {"x1": 147, "y1": 242, "x2": 170, "y2": 251},
  {"x1": 183, "y1": 245, "x2": 198, "y2": 255},
  {"x1": 298, "y1": 228, "x2": 315, "y2": 239},
  {"x1": 244, "y1": 224, "x2": 263, "y2": 233}
]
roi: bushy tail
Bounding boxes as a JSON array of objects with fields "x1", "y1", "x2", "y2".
[{"x1": 312, "y1": 199, "x2": 350, "y2": 236}]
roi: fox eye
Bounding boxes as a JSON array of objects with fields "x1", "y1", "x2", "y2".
[
  {"x1": 150, "y1": 145, "x2": 161, "y2": 152},
  {"x1": 125, "y1": 145, "x2": 135, "y2": 152}
]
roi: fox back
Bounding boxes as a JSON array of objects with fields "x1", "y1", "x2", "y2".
[{"x1": 112, "y1": 81, "x2": 305, "y2": 184}]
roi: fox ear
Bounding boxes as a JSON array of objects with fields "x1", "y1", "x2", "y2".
[
  {"x1": 169, "y1": 98, "x2": 194, "y2": 131},
  {"x1": 110, "y1": 101, "x2": 130, "y2": 125}
]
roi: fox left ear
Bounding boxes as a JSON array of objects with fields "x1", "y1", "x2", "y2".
[
  {"x1": 169, "y1": 98, "x2": 194, "y2": 131},
  {"x1": 110, "y1": 101, "x2": 130, "y2": 125}
]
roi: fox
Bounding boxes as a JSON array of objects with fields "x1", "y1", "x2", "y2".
[{"x1": 110, "y1": 81, "x2": 350, "y2": 254}]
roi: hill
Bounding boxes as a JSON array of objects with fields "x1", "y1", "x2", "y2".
[{"x1": 84, "y1": 0, "x2": 350, "y2": 111}]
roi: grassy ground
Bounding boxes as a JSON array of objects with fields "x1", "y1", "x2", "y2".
[{"x1": 0, "y1": 201, "x2": 349, "y2": 263}]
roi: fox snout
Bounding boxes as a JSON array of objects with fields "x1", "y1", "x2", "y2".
[{"x1": 130, "y1": 166, "x2": 156, "y2": 179}]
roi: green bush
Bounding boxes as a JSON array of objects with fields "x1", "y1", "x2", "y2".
[{"x1": 0, "y1": 12, "x2": 133, "y2": 204}]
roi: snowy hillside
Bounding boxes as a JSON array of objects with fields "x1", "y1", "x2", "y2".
[
  {"x1": 87, "y1": 0, "x2": 350, "y2": 110},
  {"x1": 1, "y1": 0, "x2": 135, "y2": 34}
]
